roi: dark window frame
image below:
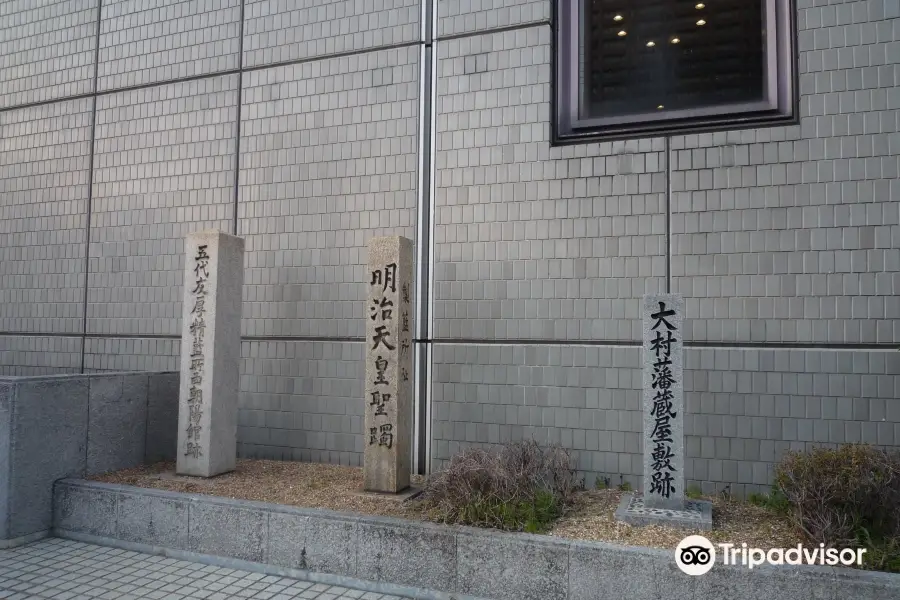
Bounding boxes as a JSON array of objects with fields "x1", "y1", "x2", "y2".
[{"x1": 553, "y1": 0, "x2": 798, "y2": 144}]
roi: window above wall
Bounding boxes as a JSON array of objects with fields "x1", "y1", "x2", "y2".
[{"x1": 554, "y1": 0, "x2": 797, "y2": 144}]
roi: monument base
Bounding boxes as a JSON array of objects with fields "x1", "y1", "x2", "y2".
[
  {"x1": 156, "y1": 470, "x2": 233, "y2": 483},
  {"x1": 614, "y1": 493, "x2": 712, "y2": 531},
  {"x1": 354, "y1": 486, "x2": 423, "y2": 503}
]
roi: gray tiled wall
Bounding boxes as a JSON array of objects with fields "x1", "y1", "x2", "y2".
[
  {"x1": 0, "y1": 0, "x2": 898, "y2": 494},
  {"x1": 436, "y1": 0, "x2": 549, "y2": 38},
  {"x1": 433, "y1": 27, "x2": 667, "y2": 341},
  {"x1": 424, "y1": 0, "x2": 900, "y2": 495},
  {"x1": 684, "y1": 346, "x2": 900, "y2": 495},
  {"x1": 242, "y1": 0, "x2": 421, "y2": 68},
  {"x1": 97, "y1": 0, "x2": 241, "y2": 92},
  {"x1": 0, "y1": 0, "x2": 98, "y2": 109},
  {"x1": 83, "y1": 337, "x2": 180, "y2": 372},
  {"x1": 671, "y1": 126, "x2": 900, "y2": 344},
  {"x1": 433, "y1": 344, "x2": 900, "y2": 497},
  {"x1": 238, "y1": 340, "x2": 364, "y2": 464},
  {"x1": 238, "y1": 45, "x2": 420, "y2": 338},
  {"x1": 431, "y1": 344, "x2": 642, "y2": 477},
  {"x1": 86, "y1": 75, "x2": 238, "y2": 336},
  {"x1": 0, "y1": 336, "x2": 82, "y2": 376},
  {"x1": 671, "y1": 0, "x2": 900, "y2": 344},
  {"x1": 0, "y1": 98, "x2": 92, "y2": 334}
]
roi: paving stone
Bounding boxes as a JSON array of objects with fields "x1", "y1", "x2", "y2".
[{"x1": 0, "y1": 539, "x2": 412, "y2": 600}]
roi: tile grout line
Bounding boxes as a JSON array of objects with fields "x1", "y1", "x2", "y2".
[
  {"x1": 1, "y1": 331, "x2": 898, "y2": 351},
  {"x1": 0, "y1": 42, "x2": 424, "y2": 116},
  {"x1": 80, "y1": 0, "x2": 104, "y2": 374},
  {"x1": 0, "y1": 21, "x2": 559, "y2": 119},
  {"x1": 233, "y1": 0, "x2": 246, "y2": 238},
  {"x1": 665, "y1": 135, "x2": 672, "y2": 295},
  {"x1": 435, "y1": 19, "x2": 550, "y2": 42}
]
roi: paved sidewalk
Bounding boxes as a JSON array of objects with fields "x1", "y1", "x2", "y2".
[{"x1": 0, "y1": 538, "x2": 412, "y2": 600}]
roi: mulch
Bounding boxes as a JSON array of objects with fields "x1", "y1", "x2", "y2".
[{"x1": 91, "y1": 458, "x2": 804, "y2": 551}]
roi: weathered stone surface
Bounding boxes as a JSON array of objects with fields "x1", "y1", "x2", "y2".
[
  {"x1": 456, "y1": 529, "x2": 568, "y2": 600},
  {"x1": 54, "y1": 483, "x2": 116, "y2": 538},
  {"x1": 0, "y1": 373, "x2": 185, "y2": 546},
  {"x1": 176, "y1": 230, "x2": 245, "y2": 477},
  {"x1": 117, "y1": 491, "x2": 189, "y2": 550},
  {"x1": 569, "y1": 541, "x2": 663, "y2": 600},
  {"x1": 827, "y1": 567, "x2": 900, "y2": 600},
  {"x1": 641, "y1": 293, "x2": 685, "y2": 510},
  {"x1": 356, "y1": 519, "x2": 456, "y2": 591},
  {"x1": 146, "y1": 372, "x2": 179, "y2": 463},
  {"x1": 87, "y1": 374, "x2": 149, "y2": 475},
  {"x1": 680, "y1": 560, "x2": 758, "y2": 600},
  {"x1": 267, "y1": 510, "x2": 357, "y2": 576},
  {"x1": 51, "y1": 480, "x2": 900, "y2": 600},
  {"x1": 363, "y1": 236, "x2": 414, "y2": 493},
  {"x1": 188, "y1": 501, "x2": 266, "y2": 562},
  {"x1": 10, "y1": 378, "x2": 89, "y2": 538},
  {"x1": 0, "y1": 383, "x2": 11, "y2": 539}
]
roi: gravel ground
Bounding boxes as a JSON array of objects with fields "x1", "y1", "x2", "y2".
[
  {"x1": 549, "y1": 488, "x2": 803, "y2": 550},
  {"x1": 92, "y1": 459, "x2": 803, "y2": 551},
  {"x1": 93, "y1": 459, "x2": 430, "y2": 520}
]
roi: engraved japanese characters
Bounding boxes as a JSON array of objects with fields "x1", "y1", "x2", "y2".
[{"x1": 641, "y1": 294, "x2": 684, "y2": 510}]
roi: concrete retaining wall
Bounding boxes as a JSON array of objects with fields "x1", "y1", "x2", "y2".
[
  {"x1": 53, "y1": 479, "x2": 900, "y2": 600},
  {"x1": 0, "y1": 372, "x2": 178, "y2": 547}
]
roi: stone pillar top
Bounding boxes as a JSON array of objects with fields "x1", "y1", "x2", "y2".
[{"x1": 187, "y1": 229, "x2": 244, "y2": 240}]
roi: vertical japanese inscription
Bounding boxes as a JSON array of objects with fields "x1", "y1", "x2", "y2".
[
  {"x1": 364, "y1": 236, "x2": 413, "y2": 493},
  {"x1": 649, "y1": 302, "x2": 677, "y2": 498},
  {"x1": 400, "y1": 281, "x2": 411, "y2": 384},
  {"x1": 185, "y1": 244, "x2": 209, "y2": 460},
  {"x1": 642, "y1": 294, "x2": 684, "y2": 510},
  {"x1": 369, "y1": 263, "x2": 397, "y2": 450}
]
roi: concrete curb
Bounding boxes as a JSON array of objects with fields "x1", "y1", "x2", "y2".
[{"x1": 52, "y1": 479, "x2": 900, "y2": 600}]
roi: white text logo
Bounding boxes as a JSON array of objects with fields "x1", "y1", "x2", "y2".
[{"x1": 676, "y1": 537, "x2": 868, "y2": 573}]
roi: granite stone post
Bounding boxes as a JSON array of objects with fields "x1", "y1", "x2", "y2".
[
  {"x1": 615, "y1": 294, "x2": 711, "y2": 529},
  {"x1": 364, "y1": 236, "x2": 413, "y2": 493},
  {"x1": 641, "y1": 294, "x2": 684, "y2": 510},
  {"x1": 176, "y1": 230, "x2": 244, "y2": 478}
]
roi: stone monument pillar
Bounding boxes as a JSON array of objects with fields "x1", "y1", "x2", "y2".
[
  {"x1": 176, "y1": 230, "x2": 244, "y2": 478},
  {"x1": 615, "y1": 293, "x2": 711, "y2": 529},
  {"x1": 640, "y1": 294, "x2": 684, "y2": 510},
  {"x1": 364, "y1": 236, "x2": 413, "y2": 493}
]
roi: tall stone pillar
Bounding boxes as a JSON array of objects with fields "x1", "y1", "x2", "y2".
[
  {"x1": 364, "y1": 236, "x2": 414, "y2": 493},
  {"x1": 176, "y1": 230, "x2": 244, "y2": 477},
  {"x1": 640, "y1": 294, "x2": 685, "y2": 510},
  {"x1": 615, "y1": 293, "x2": 710, "y2": 530}
]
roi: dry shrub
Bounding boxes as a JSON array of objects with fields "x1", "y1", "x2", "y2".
[
  {"x1": 420, "y1": 441, "x2": 578, "y2": 532},
  {"x1": 774, "y1": 444, "x2": 900, "y2": 571}
]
